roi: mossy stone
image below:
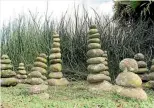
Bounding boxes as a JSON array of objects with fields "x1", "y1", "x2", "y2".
[
  {"x1": 1, "y1": 78, "x2": 18, "y2": 86},
  {"x1": 88, "y1": 43, "x2": 101, "y2": 49},
  {"x1": 34, "y1": 62, "x2": 47, "y2": 69},
  {"x1": 49, "y1": 63, "x2": 62, "y2": 72},
  {"x1": 36, "y1": 57, "x2": 47, "y2": 63},
  {"x1": 49, "y1": 53, "x2": 61, "y2": 59},
  {"x1": 87, "y1": 49, "x2": 104, "y2": 58},
  {"x1": 1, "y1": 70, "x2": 16, "y2": 78}
]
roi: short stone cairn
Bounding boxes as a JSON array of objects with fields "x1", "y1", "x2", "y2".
[
  {"x1": 0, "y1": 54, "x2": 18, "y2": 86},
  {"x1": 16, "y1": 63, "x2": 27, "y2": 83},
  {"x1": 144, "y1": 59, "x2": 154, "y2": 89},
  {"x1": 114, "y1": 58, "x2": 147, "y2": 100},
  {"x1": 27, "y1": 54, "x2": 49, "y2": 99},
  {"x1": 86, "y1": 25, "x2": 112, "y2": 91},
  {"x1": 134, "y1": 53, "x2": 149, "y2": 81},
  {"x1": 31, "y1": 53, "x2": 48, "y2": 80},
  {"x1": 47, "y1": 32, "x2": 69, "y2": 86}
]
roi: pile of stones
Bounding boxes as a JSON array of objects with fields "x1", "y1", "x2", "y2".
[
  {"x1": 144, "y1": 59, "x2": 154, "y2": 89},
  {"x1": 86, "y1": 25, "x2": 112, "y2": 91},
  {"x1": 27, "y1": 54, "x2": 49, "y2": 99},
  {"x1": 0, "y1": 54, "x2": 18, "y2": 86},
  {"x1": 47, "y1": 32, "x2": 69, "y2": 86},
  {"x1": 114, "y1": 58, "x2": 147, "y2": 100},
  {"x1": 134, "y1": 53, "x2": 149, "y2": 81},
  {"x1": 16, "y1": 63, "x2": 27, "y2": 83}
]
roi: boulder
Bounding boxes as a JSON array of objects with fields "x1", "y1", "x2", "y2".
[
  {"x1": 137, "y1": 61, "x2": 147, "y2": 68},
  {"x1": 87, "y1": 57, "x2": 105, "y2": 64},
  {"x1": 49, "y1": 63, "x2": 62, "y2": 72},
  {"x1": 29, "y1": 84, "x2": 48, "y2": 94},
  {"x1": 87, "y1": 49, "x2": 104, "y2": 58},
  {"x1": 134, "y1": 53, "x2": 145, "y2": 61},
  {"x1": 88, "y1": 43, "x2": 101, "y2": 49},
  {"x1": 119, "y1": 58, "x2": 138, "y2": 72},
  {"x1": 87, "y1": 64, "x2": 106, "y2": 73},
  {"x1": 116, "y1": 72, "x2": 142, "y2": 88},
  {"x1": 48, "y1": 72, "x2": 63, "y2": 79},
  {"x1": 48, "y1": 78, "x2": 69, "y2": 86},
  {"x1": 87, "y1": 74, "x2": 111, "y2": 83},
  {"x1": 1, "y1": 78, "x2": 18, "y2": 86},
  {"x1": 1, "y1": 70, "x2": 16, "y2": 78},
  {"x1": 88, "y1": 38, "x2": 100, "y2": 43},
  {"x1": 88, "y1": 81, "x2": 113, "y2": 91},
  {"x1": 114, "y1": 85, "x2": 147, "y2": 100}
]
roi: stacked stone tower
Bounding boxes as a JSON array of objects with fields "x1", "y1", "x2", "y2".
[
  {"x1": 47, "y1": 32, "x2": 69, "y2": 86},
  {"x1": 100, "y1": 51, "x2": 110, "y2": 76},
  {"x1": 134, "y1": 53, "x2": 149, "y2": 81},
  {"x1": 114, "y1": 58, "x2": 147, "y2": 100},
  {"x1": 0, "y1": 54, "x2": 18, "y2": 86},
  {"x1": 16, "y1": 63, "x2": 27, "y2": 83},
  {"x1": 31, "y1": 53, "x2": 47, "y2": 80},
  {"x1": 86, "y1": 25, "x2": 111, "y2": 91},
  {"x1": 27, "y1": 54, "x2": 49, "y2": 99}
]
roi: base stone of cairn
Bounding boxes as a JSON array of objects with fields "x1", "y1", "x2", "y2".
[
  {"x1": 0, "y1": 55, "x2": 18, "y2": 87},
  {"x1": 134, "y1": 53, "x2": 149, "y2": 82},
  {"x1": 143, "y1": 59, "x2": 154, "y2": 89},
  {"x1": 16, "y1": 63, "x2": 27, "y2": 83},
  {"x1": 27, "y1": 54, "x2": 49, "y2": 99},
  {"x1": 86, "y1": 25, "x2": 112, "y2": 91},
  {"x1": 47, "y1": 32, "x2": 69, "y2": 86},
  {"x1": 114, "y1": 59, "x2": 147, "y2": 100}
]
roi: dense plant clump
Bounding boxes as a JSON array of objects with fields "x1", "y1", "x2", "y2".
[{"x1": 1, "y1": 6, "x2": 154, "y2": 81}]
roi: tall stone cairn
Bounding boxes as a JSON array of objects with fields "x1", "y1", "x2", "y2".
[
  {"x1": 86, "y1": 25, "x2": 112, "y2": 91},
  {"x1": 16, "y1": 63, "x2": 27, "y2": 83},
  {"x1": 143, "y1": 59, "x2": 154, "y2": 89},
  {"x1": 27, "y1": 54, "x2": 49, "y2": 99},
  {"x1": 114, "y1": 58, "x2": 147, "y2": 100},
  {"x1": 0, "y1": 54, "x2": 18, "y2": 86},
  {"x1": 47, "y1": 32, "x2": 69, "y2": 86},
  {"x1": 134, "y1": 53, "x2": 149, "y2": 81}
]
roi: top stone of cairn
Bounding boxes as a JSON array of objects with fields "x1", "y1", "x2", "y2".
[{"x1": 134, "y1": 53, "x2": 145, "y2": 61}]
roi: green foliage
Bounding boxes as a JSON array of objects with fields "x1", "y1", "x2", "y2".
[{"x1": 1, "y1": 82, "x2": 154, "y2": 108}]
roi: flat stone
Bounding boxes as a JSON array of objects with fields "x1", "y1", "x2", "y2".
[
  {"x1": 48, "y1": 78, "x2": 69, "y2": 86},
  {"x1": 1, "y1": 78, "x2": 18, "y2": 86},
  {"x1": 87, "y1": 57, "x2": 105, "y2": 64},
  {"x1": 18, "y1": 70, "x2": 27, "y2": 75},
  {"x1": 87, "y1": 63, "x2": 106, "y2": 73},
  {"x1": 34, "y1": 62, "x2": 47, "y2": 69},
  {"x1": 31, "y1": 67, "x2": 47, "y2": 74},
  {"x1": 87, "y1": 49, "x2": 104, "y2": 58},
  {"x1": 49, "y1": 63, "x2": 62, "y2": 72},
  {"x1": 100, "y1": 71, "x2": 110, "y2": 76},
  {"x1": 27, "y1": 78, "x2": 44, "y2": 85},
  {"x1": 36, "y1": 57, "x2": 47, "y2": 63},
  {"x1": 48, "y1": 72, "x2": 63, "y2": 79},
  {"x1": 28, "y1": 71, "x2": 42, "y2": 78},
  {"x1": 0, "y1": 59, "x2": 11, "y2": 64},
  {"x1": 88, "y1": 38, "x2": 100, "y2": 43},
  {"x1": 150, "y1": 65, "x2": 154, "y2": 72},
  {"x1": 1, "y1": 70, "x2": 16, "y2": 78},
  {"x1": 49, "y1": 53, "x2": 61, "y2": 59},
  {"x1": 87, "y1": 74, "x2": 111, "y2": 83},
  {"x1": 88, "y1": 43, "x2": 101, "y2": 49},
  {"x1": 137, "y1": 68, "x2": 149, "y2": 74},
  {"x1": 137, "y1": 61, "x2": 147, "y2": 68},
  {"x1": 16, "y1": 74, "x2": 27, "y2": 79}
]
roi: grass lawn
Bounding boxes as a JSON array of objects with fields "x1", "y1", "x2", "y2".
[{"x1": 1, "y1": 81, "x2": 154, "y2": 108}]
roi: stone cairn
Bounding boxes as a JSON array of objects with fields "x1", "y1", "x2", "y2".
[
  {"x1": 16, "y1": 63, "x2": 27, "y2": 83},
  {"x1": 0, "y1": 54, "x2": 18, "y2": 86},
  {"x1": 27, "y1": 54, "x2": 49, "y2": 99},
  {"x1": 144, "y1": 59, "x2": 154, "y2": 89},
  {"x1": 47, "y1": 32, "x2": 69, "y2": 86},
  {"x1": 86, "y1": 25, "x2": 112, "y2": 91},
  {"x1": 114, "y1": 58, "x2": 147, "y2": 100},
  {"x1": 134, "y1": 53, "x2": 149, "y2": 81}
]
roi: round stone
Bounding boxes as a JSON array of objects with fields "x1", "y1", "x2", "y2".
[
  {"x1": 1, "y1": 64, "x2": 13, "y2": 70},
  {"x1": 31, "y1": 67, "x2": 47, "y2": 74},
  {"x1": 89, "y1": 25, "x2": 97, "y2": 29},
  {"x1": 150, "y1": 65, "x2": 154, "y2": 72},
  {"x1": 88, "y1": 43, "x2": 101, "y2": 49},
  {"x1": 19, "y1": 63, "x2": 24, "y2": 66},
  {"x1": 116, "y1": 72, "x2": 142, "y2": 88},
  {"x1": 87, "y1": 74, "x2": 111, "y2": 83},
  {"x1": 49, "y1": 63, "x2": 62, "y2": 72},
  {"x1": 39, "y1": 53, "x2": 47, "y2": 59},
  {"x1": 28, "y1": 78, "x2": 44, "y2": 85},
  {"x1": 1, "y1": 70, "x2": 16, "y2": 78},
  {"x1": 53, "y1": 42, "x2": 60, "y2": 48},
  {"x1": 88, "y1": 29, "x2": 98, "y2": 35},
  {"x1": 36, "y1": 57, "x2": 47, "y2": 63},
  {"x1": 87, "y1": 49, "x2": 104, "y2": 58},
  {"x1": 53, "y1": 33, "x2": 59, "y2": 38},
  {"x1": 1, "y1": 78, "x2": 18, "y2": 86},
  {"x1": 137, "y1": 61, "x2": 147, "y2": 68},
  {"x1": 28, "y1": 71, "x2": 42, "y2": 78},
  {"x1": 134, "y1": 53, "x2": 145, "y2": 61},
  {"x1": 34, "y1": 62, "x2": 47, "y2": 69},
  {"x1": 16, "y1": 74, "x2": 27, "y2": 79},
  {"x1": 87, "y1": 63, "x2": 106, "y2": 73},
  {"x1": 87, "y1": 57, "x2": 105, "y2": 64},
  {"x1": 148, "y1": 72, "x2": 154, "y2": 80},
  {"x1": 48, "y1": 72, "x2": 63, "y2": 79},
  {"x1": 119, "y1": 58, "x2": 138, "y2": 72},
  {"x1": 1, "y1": 59, "x2": 11, "y2": 64},
  {"x1": 1, "y1": 55, "x2": 9, "y2": 59},
  {"x1": 18, "y1": 66, "x2": 25, "y2": 70},
  {"x1": 53, "y1": 38, "x2": 60, "y2": 42},
  {"x1": 88, "y1": 33, "x2": 100, "y2": 38},
  {"x1": 18, "y1": 70, "x2": 27, "y2": 75}
]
